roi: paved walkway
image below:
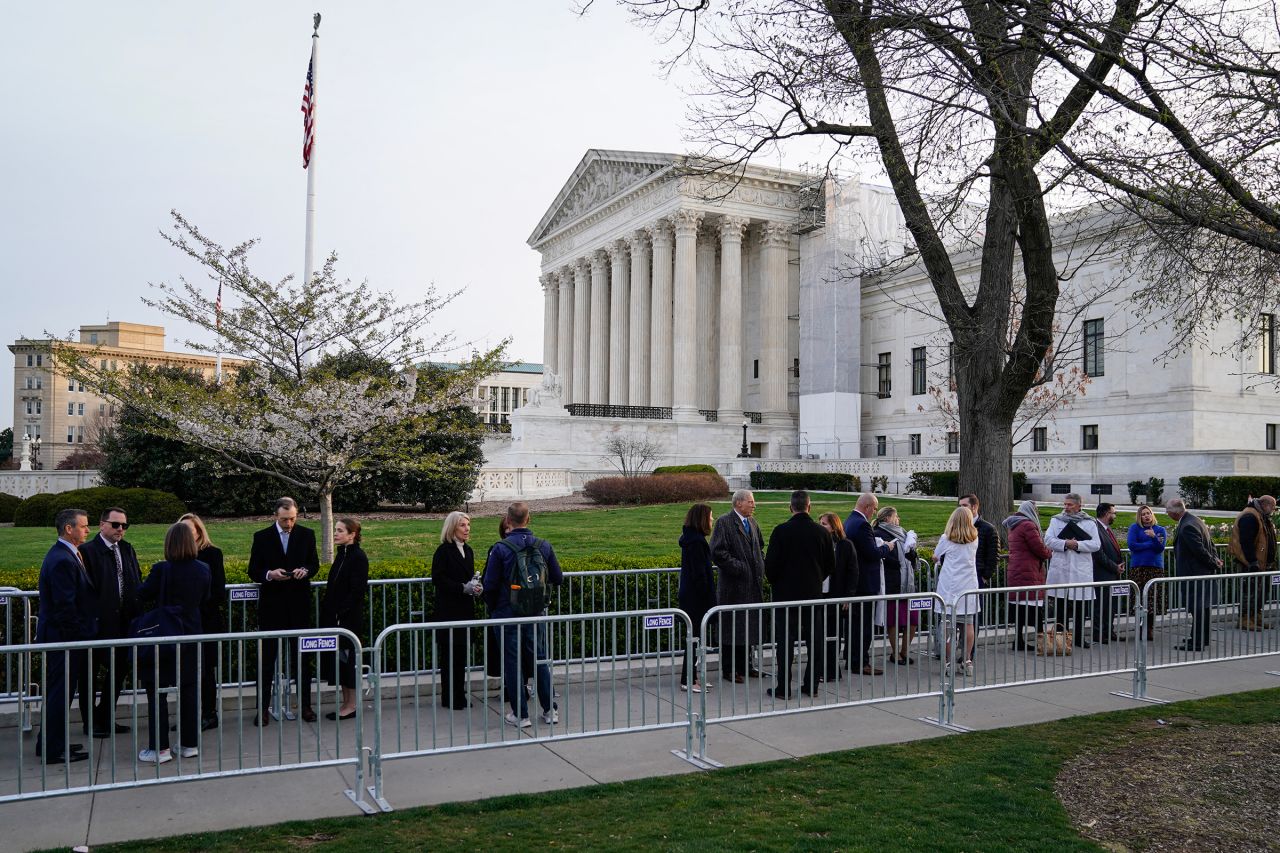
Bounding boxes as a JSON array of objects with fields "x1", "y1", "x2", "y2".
[{"x1": 2, "y1": 639, "x2": 1277, "y2": 852}]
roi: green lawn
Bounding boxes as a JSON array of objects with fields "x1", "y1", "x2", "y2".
[
  {"x1": 0, "y1": 494, "x2": 1174, "y2": 588},
  {"x1": 76, "y1": 686, "x2": 1280, "y2": 852}
]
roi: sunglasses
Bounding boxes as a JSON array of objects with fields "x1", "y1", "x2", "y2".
[{"x1": 107, "y1": 521, "x2": 129, "y2": 530}]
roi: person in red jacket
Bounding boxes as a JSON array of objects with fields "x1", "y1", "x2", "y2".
[{"x1": 1002, "y1": 500, "x2": 1051, "y2": 650}]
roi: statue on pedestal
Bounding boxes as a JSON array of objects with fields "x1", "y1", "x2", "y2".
[{"x1": 19, "y1": 432, "x2": 32, "y2": 472}]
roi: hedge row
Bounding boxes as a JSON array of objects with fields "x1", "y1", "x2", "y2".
[
  {"x1": 652, "y1": 464, "x2": 719, "y2": 474},
  {"x1": 583, "y1": 473, "x2": 729, "y2": 505},
  {"x1": 908, "y1": 471, "x2": 1027, "y2": 498},
  {"x1": 12, "y1": 487, "x2": 188, "y2": 528},
  {"x1": 0, "y1": 493, "x2": 21, "y2": 524},
  {"x1": 749, "y1": 471, "x2": 858, "y2": 492},
  {"x1": 1178, "y1": 476, "x2": 1280, "y2": 510}
]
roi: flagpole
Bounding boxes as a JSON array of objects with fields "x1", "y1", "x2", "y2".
[{"x1": 301, "y1": 12, "x2": 320, "y2": 367}]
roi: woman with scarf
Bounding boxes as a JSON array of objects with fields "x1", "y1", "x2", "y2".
[
  {"x1": 1044, "y1": 494, "x2": 1101, "y2": 648},
  {"x1": 1003, "y1": 500, "x2": 1051, "y2": 650},
  {"x1": 874, "y1": 506, "x2": 919, "y2": 665}
]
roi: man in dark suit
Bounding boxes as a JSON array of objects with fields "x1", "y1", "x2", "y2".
[
  {"x1": 35, "y1": 507, "x2": 97, "y2": 763},
  {"x1": 764, "y1": 491, "x2": 834, "y2": 698},
  {"x1": 710, "y1": 489, "x2": 766, "y2": 683},
  {"x1": 844, "y1": 493, "x2": 892, "y2": 675},
  {"x1": 247, "y1": 497, "x2": 320, "y2": 724},
  {"x1": 78, "y1": 505, "x2": 142, "y2": 736},
  {"x1": 1091, "y1": 503, "x2": 1124, "y2": 644},
  {"x1": 955, "y1": 494, "x2": 997, "y2": 661},
  {"x1": 1167, "y1": 498, "x2": 1222, "y2": 651}
]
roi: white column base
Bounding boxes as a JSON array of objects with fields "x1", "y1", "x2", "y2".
[{"x1": 672, "y1": 405, "x2": 703, "y2": 423}]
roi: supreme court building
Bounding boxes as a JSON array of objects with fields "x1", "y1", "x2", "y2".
[{"x1": 488, "y1": 149, "x2": 1280, "y2": 499}]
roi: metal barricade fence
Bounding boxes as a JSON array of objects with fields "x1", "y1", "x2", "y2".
[
  {"x1": 0, "y1": 590, "x2": 38, "y2": 730},
  {"x1": 936, "y1": 581, "x2": 1142, "y2": 724},
  {"x1": 367, "y1": 608, "x2": 694, "y2": 811},
  {"x1": 0, "y1": 627, "x2": 371, "y2": 811},
  {"x1": 1135, "y1": 569, "x2": 1280, "y2": 699},
  {"x1": 693, "y1": 592, "x2": 950, "y2": 761}
]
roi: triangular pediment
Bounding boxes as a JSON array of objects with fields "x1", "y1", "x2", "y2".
[{"x1": 528, "y1": 149, "x2": 678, "y2": 246}]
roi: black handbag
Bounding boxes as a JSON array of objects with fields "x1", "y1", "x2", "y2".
[{"x1": 128, "y1": 566, "x2": 185, "y2": 682}]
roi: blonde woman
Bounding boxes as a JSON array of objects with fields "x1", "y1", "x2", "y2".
[
  {"x1": 431, "y1": 511, "x2": 478, "y2": 709},
  {"x1": 179, "y1": 513, "x2": 226, "y2": 730},
  {"x1": 933, "y1": 506, "x2": 981, "y2": 675}
]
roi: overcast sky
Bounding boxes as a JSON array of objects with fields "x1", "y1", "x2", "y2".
[{"x1": 0, "y1": 1, "x2": 714, "y2": 426}]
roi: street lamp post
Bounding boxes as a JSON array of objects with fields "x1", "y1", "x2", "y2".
[
  {"x1": 738, "y1": 420, "x2": 750, "y2": 458},
  {"x1": 29, "y1": 436, "x2": 42, "y2": 470}
]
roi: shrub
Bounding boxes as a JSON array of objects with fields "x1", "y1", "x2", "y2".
[
  {"x1": 1178, "y1": 476, "x2": 1214, "y2": 508},
  {"x1": 1210, "y1": 476, "x2": 1280, "y2": 511},
  {"x1": 1145, "y1": 477, "x2": 1165, "y2": 505},
  {"x1": 870, "y1": 475, "x2": 889, "y2": 493},
  {"x1": 56, "y1": 447, "x2": 107, "y2": 470},
  {"x1": 748, "y1": 472, "x2": 858, "y2": 492},
  {"x1": 12, "y1": 486, "x2": 187, "y2": 527},
  {"x1": 652, "y1": 464, "x2": 719, "y2": 474},
  {"x1": 1128, "y1": 480, "x2": 1145, "y2": 504},
  {"x1": 583, "y1": 473, "x2": 729, "y2": 505},
  {"x1": 1012, "y1": 471, "x2": 1027, "y2": 497},
  {"x1": 0, "y1": 493, "x2": 21, "y2": 524},
  {"x1": 907, "y1": 470, "x2": 959, "y2": 497}
]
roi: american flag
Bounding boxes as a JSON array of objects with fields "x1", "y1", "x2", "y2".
[
  {"x1": 301, "y1": 42, "x2": 316, "y2": 168},
  {"x1": 215, "y1": 282, "x2": 223, "y2": 331}
]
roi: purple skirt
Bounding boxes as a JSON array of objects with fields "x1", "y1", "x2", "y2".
[{"x1": 886, "y1": 601, "x2": 919, "y2": 627}]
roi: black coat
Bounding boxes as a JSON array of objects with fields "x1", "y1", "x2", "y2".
[
  {"x1": 875, "y1": 528, "x2": 918, "y2": 596},
  {"x1": 197, "y1": 545, "x2": 227, "y2": 634},
  {"x1": 844, "y1": 510, "x2": 887, "y2": 596},
  {"x1": 764, "y1": 513, "x2": 833, "y2": 602},
  {"x1": 678, "y1": 526, "x2": 716, "y2": 629},
  {"x1": 247, "y1": 523, "x2": 319, "y2": 630},
  {"x1": 36, "y1": 541, "x2": 97, "y2": 643},
  {"x1": 138, "y1": 558, "x2": 212, "y2": 676},
  {"x1": 828, "y1": 538, "x2": 858, "y2": 598},
  {"x1": 974, "y1": 517, "x2": 998, "y2": 586},
  {"x1": 431, "y1": 541, "x2": 478, "y2": 622},
  {"x1": 319, "y1": 543, "x2": 369, "y2": 635},
  {"x1": 1091, "y1": 520, "x2": 1123, "y2": 582},
  {"x1": 709, "y1": 511, "x2": 765, "y2": 645},
  {"x1": 79, "y1": 533, "x2": 142, "y2": 639}
]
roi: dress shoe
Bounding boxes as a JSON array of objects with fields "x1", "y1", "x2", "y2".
[
  {"x1": 723, "y1": 672, "x2": 744, "y2": 684},
  {"x1": 765, "y1": 687, "x2": 792, "y2": 699},
  {"x1": 92, "y1": 723, "x2": 130, "y2": 737},
  {"x1": 300, "y1": 709, "x2": 317, "y2": 723},
  {"x1": 1078, "y1": 640, "x2": 1092, "y2": 649},
  {"x1": 325, "y1": 709, "x2": 357, "y2": 721},
  {"x1": 35, "y1": 741, "x2": 85, "y2": 758},
  {"x1": 747, "y1": 668, "x2": 763, "y2": 678},
  {"x1": 1175, "y1": 639, "x2": 1206, "y2": 651},
  {"x1": 253, "y1": 712, "x2": 270, "y2": 727},
  {"x1": 200, "y1": 716, "x2": 219, "y2": 732},
  {"x1": 39, "y1": 750, "x2": 89, "y2": 764},
  {"x1": 861, "y1": 666, "x2": 884, "y2": 676}
]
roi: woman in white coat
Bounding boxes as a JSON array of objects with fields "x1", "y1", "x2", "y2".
[
  {"x1": 1044, "y1": 493, "x2": 1101, "y2": 648},
  {"x1": 933, "y1": 506, "x2": 981, "y2": 676}
]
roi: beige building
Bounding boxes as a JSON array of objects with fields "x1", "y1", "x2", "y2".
[{"x1": 9, "y1": 321, "x2": 245, "y2": 469}]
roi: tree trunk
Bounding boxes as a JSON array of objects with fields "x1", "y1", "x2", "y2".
[
  {"x1": 319, "y1": 488, "x2": 334, "y2": 563},
  {"x1": 957, "y1": 367, "x2": 1014, "y2": 542}
]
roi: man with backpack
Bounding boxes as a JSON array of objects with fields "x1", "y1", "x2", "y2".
[{"x1": 482, "y1": 501, "x2": 564, "y2": 727}]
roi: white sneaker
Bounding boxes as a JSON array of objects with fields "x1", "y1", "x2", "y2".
[
  {"x1": 179, "y1": 746, "x2": 199, "y2": 759},
  {"x1": 504, "y1": 712, "x2": 531, "y2": 728},
  {"x1": 541, "y1": 708, "x2": 559, "y2": 724},
  {"x1": 139, "y1": 748, "x2": 172, "y2": 764},
  {"x1": 963, "y1": 660, "x2": 974, "y2": 677}
]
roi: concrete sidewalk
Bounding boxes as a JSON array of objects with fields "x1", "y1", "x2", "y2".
[{"x1": 3, "y1": 652, "x2": 1277, "y2": 852}]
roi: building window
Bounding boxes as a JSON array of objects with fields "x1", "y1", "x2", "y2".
[
  {"x1": 67, "y1": 402, "x2": 74, "y2": 416},
  {"x1": 753, "y1": 359, "x2": 759, "y2": 380},
  {"x1": 911, "y1": 346, "x2": 926, "y2": 395},
  {"x1": 35, "y1": 377, "x2": 41, "y2": 389},
  {"x1": 77, "y1": 403, "x2": 85, "y2": 416},
  {"x1": 68, "y1": 379, "x2": 75, "y2": 392},
  {"x1": 25, "y1": 377, "x2": 32, "y2": 390},
  {"x1": 1032, "y1": 427, "x2": 1047, "y2": 452},
  {"x1": 35, "y1": 400, "x2": 41, "y2": 415},
  {"x1": 1090, "y1": 483, "x2": 1113, "y2": 495},
  {"x1": 1268, "y1": 423, "x2": 1277, "y2": 450},
  {"x1": 110, "y1": 360, "x2": 117, "y2": 371},
  {"x1": 25, "y1": 401, "x2": 32, "y2": 415},
  {"x1": 793, "y1": 357, "x2": 800, "y2": 378},
  {"x1": 36, "y1": 354, "x2": 43, "y2": 366},
  {"x1": 78, "y1": 381, "x2": 84, "y2": 392},
  {"x1": 100, "y1": 359, "x2": 107, "y2": 370},
  {"x1": 90, "y1": 332, "x2": 99, "y2": 344},
  {"x1": 877, "y1": 352, "x2": 892, "y2": 398},
  {"x1": 77, "y1": 426, "x2": 84, "y2": 443},
  {"x1": 909, "y1": 433, "x2": 921, "y2": 455},
  {"x1": 67, "y1": 430, "x2": 74, "y2": 444},
  {"x1": 1082, "y1": 424, "x2": 1099, "y2": 450},
  {"x1": 1083, "y1": 318, "x2": 1105, "y2": 376},
  {"x1": 1262, "y1": 313, "x2": 1277, "y2": 374},
  {"x1": 99, "y1": 403, "x2": 106, "y2": 416},
  {"x1": 1051, "y1": 483, "x2": 1072, "y2": 494},
  {"x1": 946, "y1": 431, "x2": 960, "y2": 454},
  {"x1": 26, "y1": 354, "x2": 33, "y2": 367},
  {"x1": 875, "y1": 435, "x2": 887, "y2": 457}
]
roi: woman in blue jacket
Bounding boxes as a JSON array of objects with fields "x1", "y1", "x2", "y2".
[
  {"x1": 678, "y1": 503, "x2": 716, "y2": 693},
  {"x1": 1126, "y1": 504, "x2": 1167, "y2": 641}
]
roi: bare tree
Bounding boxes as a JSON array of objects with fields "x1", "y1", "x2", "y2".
[
  {"x1": 605, "y1": 0, "x2": 1279, "y2": 517},
  {"x1": 602, "y1": 433, "x2": 663, "y2": 478}
]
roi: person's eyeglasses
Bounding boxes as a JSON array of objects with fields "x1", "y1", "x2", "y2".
[{"x1": 107, "y1": 521, "x2": 129, "y2": 530}]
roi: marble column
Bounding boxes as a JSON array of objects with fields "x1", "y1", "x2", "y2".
[
  {"x1": 648, "y1": 219, "x2": 674, "y2": 408},
  {"x1": 588, "y1": 249, "x2": 611, "y2": 404},
  {"x1": 541, "y1": 273, "x2": 558, "y2": 376},
  {"x1": 556, "y1": 266, "x2": 575, "y2": 403},
  {"x1": 572, "y1": 258, "x2": 591, "y2": 404},
  {"x1": 628, "y1": 230, "x2": 651, "y2": 406},
  {"x1": 759, "y1": 221, "x2": 792, "y2": 423},
  {"x1": 695, "y1": 222, "x2": 719, "y2": 412},
  {"x1": 607, "y1": 240, "x2": 630, "y2": 405},
  {"x1": 671, "y1": 208, "x2": 703, "y2": 421},
  {"x1": 717, "y1": 216, "x2": 749, "y2": 420}
]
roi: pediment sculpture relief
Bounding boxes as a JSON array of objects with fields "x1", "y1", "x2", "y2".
[{"x1": 547, "y1": 161, "x2": 667, "y2": 233}]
